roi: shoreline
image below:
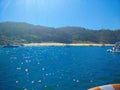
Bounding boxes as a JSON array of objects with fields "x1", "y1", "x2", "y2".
[{"x1": 23, "y1": 43, "x2": 114, "y2": 46}]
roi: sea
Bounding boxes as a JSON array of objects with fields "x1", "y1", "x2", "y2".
[{"x1": 0, "y1": 46, "x2": 120, "y2": 90}]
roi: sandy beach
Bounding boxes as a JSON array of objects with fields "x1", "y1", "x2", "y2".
[{"x1": 24, "y1": 42, "x2": 114, "y2": 46}]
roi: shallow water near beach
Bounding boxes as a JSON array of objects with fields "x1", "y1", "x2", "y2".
[{"x1": 0, "y1": 46, "x2": 120, "y2": 90}]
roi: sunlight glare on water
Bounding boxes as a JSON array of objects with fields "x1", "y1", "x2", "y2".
[{"x1": 0, "y1": 46, "x2": 120, "y2": 90}]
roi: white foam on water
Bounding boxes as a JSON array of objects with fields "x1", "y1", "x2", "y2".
[
  {"x1": 25, "y1": 60, "x2": 29, "y2": 63},
  {"x1": 38, "y1": 80, "x2": 42, "y2": 83},
  {"x1": 31, "y1": 81, "x2": 34, "y2": 83},
  {"x1": 73, "y1": 79, "x2": 76, "y2": 82},
  {"x1": 90, "y1": 80, "x2": 93, "y2": 82},
  {"x1": 42, "y1": 68, "x2": 45, "y2": 71},
  {"x1": 37, "y1": 62, "x2": 40, "y2": 64},
  {"x1": 25, "y1": 60, "x2": 31, "y2": 63},
  {"x1": 76, "y1": 80, "x2": 79, "y2": 83},
  {"x1": 16, "y1": 80, "x2": 19, "y2": 83},
  {"x1": 16, "y1": 67, "x2": 21, "y2": 70},
  {"x1": 45, "y1": 73, "x2": 49, "y2": 76},
  {"x1": 24, "y1": 56, "x2": 31, "y2": 59},
  {"x1": 24, "y1": 88, "x2": 27, "y2": 90},
  {"x1": 21, "y1": 62, "x2": 24, "y2": 64},
  {"x1": 44, "y1": 85, "x2": 47, "y2": 88},
  {"x1": 25, "y1": 68, "x2": 29, "y2": 72}
]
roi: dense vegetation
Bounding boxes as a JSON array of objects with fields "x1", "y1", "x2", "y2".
[{"x1": 0, "y1": 22, "x2": 120, "y2": 45}]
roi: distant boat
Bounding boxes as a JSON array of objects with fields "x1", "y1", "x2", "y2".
[
  {"x1": 107, "y1": 42, "x2": 120, "y2": 53},
  {"x1": 3, "y1": 43, "x2": 20, "y2": 48}
]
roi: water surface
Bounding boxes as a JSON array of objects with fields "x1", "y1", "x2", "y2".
[{"x1": 0, "y1": 46, "x2": 120, "y2": 90}]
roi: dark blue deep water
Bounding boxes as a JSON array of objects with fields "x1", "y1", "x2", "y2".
[{"x1": 0, "y1": 46, "x2": 120, "y2": 90}]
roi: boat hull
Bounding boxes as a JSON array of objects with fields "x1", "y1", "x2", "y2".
[{"x1": 88, "y1": 84, "x2": 120, "y2": 90}]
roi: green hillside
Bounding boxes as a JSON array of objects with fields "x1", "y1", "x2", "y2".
[{"x1": 0, "y1": 22, "x2": 120, "y2": 45}]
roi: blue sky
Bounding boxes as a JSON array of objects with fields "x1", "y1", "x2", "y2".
[{"x1": 0, "y1": 0, "x2": 120, "y2": 30}]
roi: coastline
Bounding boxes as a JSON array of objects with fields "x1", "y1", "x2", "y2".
[{"x1": 23, "y1": 43, "x2": 114, "y2": 46}]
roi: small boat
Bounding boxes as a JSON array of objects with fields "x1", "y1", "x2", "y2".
[
  {"x1": 3, "y1": 43, "x2": 20, "y2": 48},
  {"x1": 88, "y1": 84, "x2": 120, "y2": 90},
  {"x1": 107, "y1": 42, "x2": 120, "y2": 53}
]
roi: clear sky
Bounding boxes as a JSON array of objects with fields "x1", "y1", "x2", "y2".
[{"x1": 0, "y1": 0, "x2": 120, "y2": 30}]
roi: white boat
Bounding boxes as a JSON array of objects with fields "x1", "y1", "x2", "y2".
[{"x1": 107, "y1": 42, "x2": 120, "y2": 53}]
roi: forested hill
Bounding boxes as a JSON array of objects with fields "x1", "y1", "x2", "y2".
[{"x1": 0, "y1": 22, "x2": 120, "y2": 45}]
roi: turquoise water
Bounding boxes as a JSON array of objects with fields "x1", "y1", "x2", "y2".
[{"x1": 0, "y1": 46, "x2": 120, "y2": 90}]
